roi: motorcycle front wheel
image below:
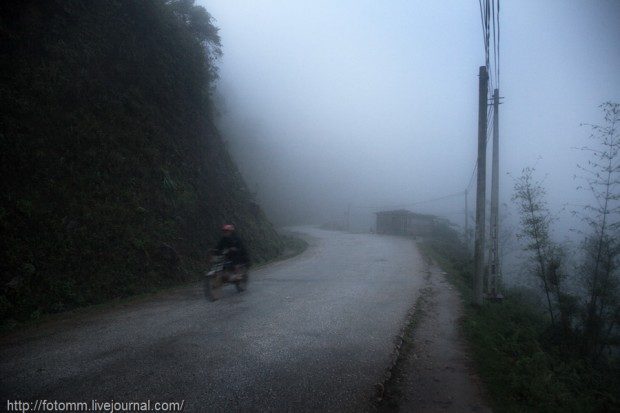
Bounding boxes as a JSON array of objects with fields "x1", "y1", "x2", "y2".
[
  {"x1": 235, "y1": 271, "x2": 249, "y2": 293},
  {"x1": 204, "y1": 273, "x2": 223, "y2": 301}
]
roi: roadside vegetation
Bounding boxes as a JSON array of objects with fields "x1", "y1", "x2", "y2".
[{"x1": 420, "y1": 103, "x2": 620, "y2": 413}]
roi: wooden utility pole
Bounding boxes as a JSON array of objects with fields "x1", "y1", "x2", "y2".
[
  {"x1": 488, "y1": 88, "x2": 500, "y2": 296},
  {"x1": 464, "y1": 189, "x2": 469, "y2": 248},
  {"x1": 346, "y1": 203, "x2": 351, "y2": 232},
  {"x1": 473, "y1": 66, "x2": 488, "y2": 306}
]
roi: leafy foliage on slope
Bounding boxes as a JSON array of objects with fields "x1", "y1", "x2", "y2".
[{"x1": 0, "y1": 0, "x2": 283, "y2": 323}]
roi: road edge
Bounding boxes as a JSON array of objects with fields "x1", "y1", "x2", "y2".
[
  {"x1": 373, "y1": 242, "x2": 493, "y2": 412},
  {"x1": 0, "y1": 233, "x2": 309, "y2": 338}
]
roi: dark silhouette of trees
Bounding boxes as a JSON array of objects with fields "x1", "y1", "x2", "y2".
[{"x1": 0, "y1": 0, "x2": 280, "y2": 324}]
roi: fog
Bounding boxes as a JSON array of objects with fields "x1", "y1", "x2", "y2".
[{"x1": 202, "y1": 0, "x2": 620, "y2": 242}]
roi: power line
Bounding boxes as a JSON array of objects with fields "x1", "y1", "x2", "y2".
[
  {"x1": 492, "y1": 0, "x2": 498, "y2": 84},
  {"x1": 412, "y1": 1, "x2": 501, "y2": 230},
  {"x1": 485, "y1": 0, "x2": 490, "y2": 70},
  {"x1": 479, "y1": 0, "x2": 501, "y2": 96},
  {"x1": 487, "y1": 105, "x2": 495, "y2": 142},
  {"x1": 478, "y1": 0, "x2": 488, "y2": 68},
  {"x1": 356, "y1": 191, "x2": 465, "y2": 212},
  {"x1": 491, "y1": 0, "x2": 501, "y2": 89},
  {"x1": 466, "y1": 76, "x2": 495, "y2": 194},
  {"x1": 407, "y1": 191, "x2": 464, "y2": 206},
  {"x1": 466, "y1": 103, "x2": 493, "y2": 192},
  {"x1": 497, "y1": 0, "x2": 501, "y2": 88},
  {"x1": 467, "y1": 160, "x2": 478, "y2": 190}
]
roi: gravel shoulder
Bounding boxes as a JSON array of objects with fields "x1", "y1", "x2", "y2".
[{"x1": 377, "y1": 255, "x2": 492, "y2": 412}]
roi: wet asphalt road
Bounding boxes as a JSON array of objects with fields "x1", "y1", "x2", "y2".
[{"x1": 1, "y1": 228, "x2": 427, "y2": 412}]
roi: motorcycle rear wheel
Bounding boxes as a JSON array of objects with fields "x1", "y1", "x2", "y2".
[
  {"x1": 235, "y1": 272, "x2": 249, "y2": 293},
  {"x1": 204, "y1": 273, "x2": 223, "y2": 301}
]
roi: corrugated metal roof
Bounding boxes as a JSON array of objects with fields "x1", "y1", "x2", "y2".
[{"x1": 374, "y1": 210, "x2": 436, "y2": 220}]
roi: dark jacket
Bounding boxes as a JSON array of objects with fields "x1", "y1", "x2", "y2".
[{"x1": 216, "y1": 234, "x2": 250, "y2": 265}]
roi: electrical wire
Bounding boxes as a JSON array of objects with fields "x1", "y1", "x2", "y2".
[
  {"x1": 466, "y1": 86, "x2": 495, "y2": 193},
  {"x1": 480, "y1": 0, "x2": 501, "y2": 95},
  {"x1": 487, "y1": 105, "x2": 494, "y2": 143},
  {"x1": 467, "y1": 0, "x2": 501, "y2": 203},
  {"x1": 485, "y1": 0, "x2": 490, "y2": 70},
  {"x1": 497, "y1": 0, "x2": 500, "y2": 88},
  {"x1": 478, "y1": 0, "x2": 485, "y2": 46},
  {"x1": 492, "y1": 0, "x2": 498, "y2": 85},
  {"x1": 467, "y1": 160, "x2": 478, "y2": 191},
  {"x1": 346, "y1": 1, "x2": 502, "y2": 222},
  {"x1": 373, "y1": 191, "x2": 465, "y2": 211},
  {"x1": 479, "y1": 0, "x2": 491, "y2": 73}
]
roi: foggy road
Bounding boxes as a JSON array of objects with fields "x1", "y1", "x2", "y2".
[{"x1": 0, "y1": 228, "x2": 427, "y2": 412}]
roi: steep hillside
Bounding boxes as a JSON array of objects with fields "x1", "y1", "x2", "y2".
[{"x1": 0, "y1": 0, "x2": 283, "y2": 323}]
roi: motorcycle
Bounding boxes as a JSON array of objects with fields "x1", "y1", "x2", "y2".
[{"x1": 204, "y1": 249, "x2": 249, "y2": 301}]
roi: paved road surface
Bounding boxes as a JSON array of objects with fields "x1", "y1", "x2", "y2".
[{"x1": 1, "y1": 228, "x2": 427, "y2": 412}]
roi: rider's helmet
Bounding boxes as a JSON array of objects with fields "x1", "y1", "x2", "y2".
[{"x1": 222, "y1": 224, "x2": 235, "y2": 232}]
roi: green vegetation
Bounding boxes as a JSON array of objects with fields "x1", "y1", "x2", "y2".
[
  {"x1": 0, "y1": 0, "x2": 283, "y2": 327},
  {"x1": 420, "y1": 219, "x2": 620, "y2": 412},
  {"x1": 279, "y1": 235, "x2": 309, "y2": 258},
  {"x1": 463, "y1": 292, "x2": 618, "y2": 412}
]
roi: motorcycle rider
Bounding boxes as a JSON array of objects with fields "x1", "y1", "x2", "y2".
[{"x1": 215, "y1": 224, "x2": 250, "y2": 280}]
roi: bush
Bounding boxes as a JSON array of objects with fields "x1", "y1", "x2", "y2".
[
  {"x1": 463, "y1": 290, "x2": 619, "y2": 412},
  {"x1": 420, "y1": 224, "x2": 620, "y2": 412}
]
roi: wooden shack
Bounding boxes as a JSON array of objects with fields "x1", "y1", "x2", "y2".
[{"x1": 375, "y1": 209, "x2": 435, "y2": 236}]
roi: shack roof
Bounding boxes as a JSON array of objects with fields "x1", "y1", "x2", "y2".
[{"x1": 374, "y1": 209, "x2": 436, "y2": 220}]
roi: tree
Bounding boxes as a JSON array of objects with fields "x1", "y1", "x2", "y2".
[
  {"x1": 576, "y1": 102, "x2": 620, "y2": 358},
  {"x1": 165, "y1": 0, "x2": 222, "y2": 68},
  {"x1": 513, "y1": 167, "x2": 561, "y2": 325}
]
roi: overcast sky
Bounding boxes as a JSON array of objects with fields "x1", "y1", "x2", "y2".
[{"x1": 200, "y1": 0, "x2": 620, "y2": 232}]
